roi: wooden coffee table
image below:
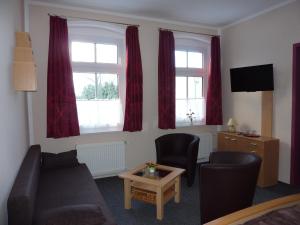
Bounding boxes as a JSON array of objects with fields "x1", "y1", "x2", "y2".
[{"x1": 118, "y1": 163, "x2": 185, "y2": 220}]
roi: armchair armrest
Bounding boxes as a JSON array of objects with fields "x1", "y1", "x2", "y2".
[
  {"x1": 187, "y1": 137, "x2": 200, "y2": 161},
  {"x1": 155, "y1": 138, "x2": 164, "y2": 163},
  {"x1": 186, "y1": 137, "x2": 200, "y2": 170}
]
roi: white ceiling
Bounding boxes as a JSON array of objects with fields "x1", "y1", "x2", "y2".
[{"x1": 32, "y1": 0, "x2": 294, "y2": 27}]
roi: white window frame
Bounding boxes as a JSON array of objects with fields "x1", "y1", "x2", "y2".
[
  {"x1": 68, "y1": 21, "x2": 126, "y2": 134},
  {"x1": 174, "y1": 33, "x2": 211, "y2": 127}
]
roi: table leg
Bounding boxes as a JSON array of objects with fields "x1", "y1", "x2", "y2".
[
  {"x1": 156, "y1": 187, "x2": 164, "y2": 220},
  {"x1": 175, "y1": 176, "x2": 181, "y2": 203},
  {"x1": 124, "y1": 179, "x2": 131, "y2": 209}
]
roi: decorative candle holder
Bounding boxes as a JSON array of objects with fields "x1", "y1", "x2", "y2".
[{"x1": 146, "y1": 162, "x2": 156, "y2": 173}]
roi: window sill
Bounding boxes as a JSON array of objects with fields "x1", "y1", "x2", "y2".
[
  {"x1": 79, "y1": 126, "x2": 123, "y2": 135},
  {"x1": 176, "y1": 121, "x2": 205, "y2": 128}
]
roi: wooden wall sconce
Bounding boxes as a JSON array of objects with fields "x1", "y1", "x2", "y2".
[{"x1": 13, "y1": 32, "x2": 37, "y2": 91}]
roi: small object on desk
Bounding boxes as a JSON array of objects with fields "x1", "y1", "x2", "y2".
[{"x1": 243, "y1": 130, "x2": 260, "y2": 138}]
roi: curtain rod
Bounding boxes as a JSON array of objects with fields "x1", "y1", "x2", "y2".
[
  {"x1": 48, "y1": 13, "x2": 139, "y2": 27},
  {"x1": 159, "y1": 28, "x2": 218, "y2": 37}
]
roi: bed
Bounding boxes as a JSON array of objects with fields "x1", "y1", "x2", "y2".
[{"x1": 204, "y1": 193, "x2": 300, "y2": 225}]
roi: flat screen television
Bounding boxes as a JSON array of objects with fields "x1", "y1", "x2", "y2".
[{"x1": 230, "y1": 64, "x2": 274, "y2": 92}]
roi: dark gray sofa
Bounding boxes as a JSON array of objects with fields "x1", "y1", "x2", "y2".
[{"x1": 7, "y1": 145, "x2": 116, "y2": 225}]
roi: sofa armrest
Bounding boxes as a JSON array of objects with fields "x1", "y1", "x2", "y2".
[{"x1": 7, "y1": 145, "x2": 41, "y2": 225}]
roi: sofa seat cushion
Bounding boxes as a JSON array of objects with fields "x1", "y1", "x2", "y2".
[
  {"x1": 34, "y1": 164, "x2": 115, "y2": 225},
  {"x1": 160, "y1": 155, "x2": 187, "y2": 168},
  {"x1": 35, "y1": 204, "x2": 106, "y2": 225}
]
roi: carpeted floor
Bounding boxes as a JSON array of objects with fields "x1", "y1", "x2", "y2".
[{"x1": 96, "y1": 175, "x2": 300, "y2": 225}]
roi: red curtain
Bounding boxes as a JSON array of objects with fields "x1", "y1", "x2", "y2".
[
  {"x1": 291, "y1": 43, "x2": 300, "y2": 186},
  {"x1": 123, "y1": 26, "x2": 143, "y2": 132},
  {"x1": 158, "y1": 30, "x2": 176, "y2": 129},
  {"x1": 206, "y1": 36, "x2": 223, "y2": 125},
  {"x1": 47, "y1": 16, "x2": 80, "y2": 138}
]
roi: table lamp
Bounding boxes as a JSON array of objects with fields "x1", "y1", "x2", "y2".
[{"x1": 227, "y1": 118, "x2": 237, "y2": 133}]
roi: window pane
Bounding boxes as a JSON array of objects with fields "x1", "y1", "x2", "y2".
[
  {"x1": 176, "y1": 99, "x2": 189, "y2": 122},
  {"x1": 188, "y1": 98, "x2": 205, "y2": 121},
  {"x1": 77, "y1": 99, "x2": 122, "y2": 131},
  {"x1": 96, "y1": 73, "x2": 119, "y2": 99},
  {"x1": 175, "y1": 50, "x2": 187, "y2": 68},
  {"x1": 176, "y1": 99, "x2": 205, "y2": 123},
  {"x1": 96, "y1": 44, "x2": 118, "y2": 64},
  {"x1": 73, "y1": 73, "x2": 96, "y2": 100},
  {"x1": 188, "y1": 77, "x2": 203, "y2": 98},
  {"x1": 188, "y1": 52, "x2": 203, "y2": 68},
  {"x1": 176, "y1": 77, "x2": 187, "y2": 99},
  {"x1": 71, "y1": 42, "x2": 95, "y2": 62}
]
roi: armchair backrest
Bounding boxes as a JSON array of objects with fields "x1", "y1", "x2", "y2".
[
  {"x1": 199, "y1": 151, "x2": 261, "y2": 224},
  {"x1": 209, "y1": 151, "x2": 260, "y2": 165},
  {"x1": 155, "y1": 133, "x2": 198, "y2": 157}
]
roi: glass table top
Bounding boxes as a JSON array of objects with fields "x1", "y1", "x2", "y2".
[{"x1": 133, "y1": 167, "x2": 172, "y2": 180}]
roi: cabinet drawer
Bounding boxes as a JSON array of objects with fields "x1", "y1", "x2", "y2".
[
  {"x1": 246, "y1": 147, "x2": 264, "y2": 158},
  {"x1": 218, "y1": 134, "x2": 240, "y2": 151},
  {"x1": 243, "y1": 140, "x2": 264, "y2": 151}
]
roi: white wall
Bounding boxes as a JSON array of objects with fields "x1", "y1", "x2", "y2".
[
  {"x1": 29, "y1": 4, "x2": 218, "y2": 170},
  {"x1": 221, "y1": 1, "x2": 300, "y2": 183},
  {"x1": 0, "y1": 0, "x2": 29, "y2": 224}
]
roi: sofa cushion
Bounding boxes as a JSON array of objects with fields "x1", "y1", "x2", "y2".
[
  {"x1": 35, "y1": 164, "x2": 115, "y2": 225},
  {"x1": 41, "y1": 150, "x2": 79, "y2": 170},
  {"x1": 35, "y1": 204, "x2": 106, "y2": 225},
  {"x1": 7, "y1": 145, "x2": 41, "y2": 225}
]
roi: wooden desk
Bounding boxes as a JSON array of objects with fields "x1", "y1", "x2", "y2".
[{"x1": 217, "y1": 132, "x2": 279, "y2": 187}]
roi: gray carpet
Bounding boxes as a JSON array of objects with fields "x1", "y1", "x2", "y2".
[{"x1": 96, "y1": 175, "x2": 300, "y2": 225}]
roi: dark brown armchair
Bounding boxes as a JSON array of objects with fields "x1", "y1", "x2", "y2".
[
  {"x1": 199, "y1": 151, "x2": 261, "y2": 224},
  {"x1": 155, "y1": 133, "x2": 200, "y2": 187}
]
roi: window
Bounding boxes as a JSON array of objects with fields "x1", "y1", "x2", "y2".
[
  {"x1": 69, "y1": 21, "x2": 125, "y2": 133},
  {"x1": 175, "y1": 35, "x2": 210, "y2": 126}
]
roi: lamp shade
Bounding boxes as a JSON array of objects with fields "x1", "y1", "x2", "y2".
[
  {"x1": 13, "y1": 32, "x2": 37, "y2": 91},
  {"x1": 227, "y1": 118, "x2": 236, "y2": 126}
]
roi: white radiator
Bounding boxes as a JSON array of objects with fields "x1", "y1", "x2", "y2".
[
  {"x1": 196, "y1": 133, "x2": 213, "y2": 162},
  {"x1": 76, "y1": 141, "x2": 125, "y2": 178}
]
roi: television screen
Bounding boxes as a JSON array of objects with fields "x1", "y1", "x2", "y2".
[{"x1": 230, "y1": 64, "x2": 274, "y2": 92}]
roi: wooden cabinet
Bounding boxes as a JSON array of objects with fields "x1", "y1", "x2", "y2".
[{"x1": 217, "y1": 132, "x2": 279, "y2": 187}]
